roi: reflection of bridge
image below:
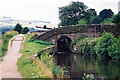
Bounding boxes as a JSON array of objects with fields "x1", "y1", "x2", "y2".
[{"x1": 35, "y1": 24, "x2": 116, "y2": 43}]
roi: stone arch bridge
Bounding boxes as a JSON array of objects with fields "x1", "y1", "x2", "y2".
[{"x1": 35, "y1": 24, "x2": 117, "y2": 43}]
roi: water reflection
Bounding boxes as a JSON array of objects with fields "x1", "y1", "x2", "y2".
[
  {"x1": 54, "y1": 54, "x2": 120, "y2": 80},
  {"x1": 96, "y1": 59, "x2": 120, "y2": 80},
  {"x1": 54, "y1": 54, "x2": 71, "y2": 68}
]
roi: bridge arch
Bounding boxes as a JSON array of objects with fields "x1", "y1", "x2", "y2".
[{"x1": 57, "y1": 35, "x2": 72, "y2": 52}]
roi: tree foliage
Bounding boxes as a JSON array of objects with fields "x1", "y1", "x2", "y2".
[
  {"x1": 22, "y1": 27, "x2": 29, "y2": 34},
  {"x1": 87, "y1": 9, "x2": 97, "y2": 16},
  {"x1": 92, "y1": 16, "x2": 102, "y2": 24},
  {"x1": 99, "y1": 9, "x2": 114, "y2": 21},
  {"x1": 14, "y1": 23, "x2": 23, "y2": 33},
  {"x1": 59, "y1": 1, "x2": 88, "y2": 26},
  {"x1": 112, "y1": 14, "x2": 120, "y2": 24}
]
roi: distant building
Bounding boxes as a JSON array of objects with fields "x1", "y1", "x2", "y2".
[{"x1": 118, "y1": 1, "x2": 120, "y2": 12}]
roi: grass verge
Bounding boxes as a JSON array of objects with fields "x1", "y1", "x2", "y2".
[
  {"x1": 17, "y1": 33, "x2": 54, "y2": 78},
  {"x1": 1, "y1": 31, "x2": 19, "y2": 58},
  {"x1": 10, "y1": 38, "x2": 15, "y2": 47},
  {"x1": 18, "y1": 33, "x2": 67, "y2": 78}
]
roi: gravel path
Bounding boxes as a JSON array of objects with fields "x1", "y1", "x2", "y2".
[{"x1": 0, "y1": 34, "x2": 25, "y2": 79}]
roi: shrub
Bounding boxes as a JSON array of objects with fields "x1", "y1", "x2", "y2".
[
  {"x1": 76, "y1": 37, "x2": 96, "y2": 55},
  {"x1": 108, "y1": 36, "x2": 120, "y2": 59},
  {"x1": 96, "y1": 32, "x2": 120, "y2": 59},
  {"x1": 83, "y1": 41, "x2": 90, "y2": 55}
]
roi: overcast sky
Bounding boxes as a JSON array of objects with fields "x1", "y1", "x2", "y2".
[{"x1": 0, "y1": 0, "x2": 119, "y2": 23}]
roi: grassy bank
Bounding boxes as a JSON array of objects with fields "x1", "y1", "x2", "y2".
[
  {"x1": 1, "y1": 31, "x2": 19, "y2": 58},
  {"x1": 18, "y1": 33, "x2": 66, "y2": 78}
]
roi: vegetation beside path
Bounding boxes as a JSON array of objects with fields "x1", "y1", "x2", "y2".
[
  {"x1": 18, "y1": 33, "x2": 66, "y2": 78},
  {"x1": 0, "y1": 31, "x2": 19, "y2": 59}
]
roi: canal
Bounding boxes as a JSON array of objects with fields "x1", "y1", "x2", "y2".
[{"x1": 54, "y1": 53, "x2": 120, "y2": 80}]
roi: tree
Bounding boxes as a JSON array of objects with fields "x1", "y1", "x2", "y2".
[
  {"x1": 14, "y1": 23, "x2": 22, "y2": 33},
  {"x1": 22, "y1": 27, "x2": 29, "y2": 34},
  {"x1": 59, "y1": 1, "x2": 88, "y2": 26},
  {"x1": 92, "y1": 16, "x2": 102, "y2": 24},
  {"x1": 80, "y1": 8, "x2": 97, "y2": 24},
  {"x1": 77, "y1": 8, "x2": 97, "y2": 25},
  {"x1": 99, "y1": 9, "x2": 114, "y2": 21},
  {"x1": 83, "y1": 11, "x2": 92, "y2": 24},
  {"x1": 87, "y1": 9, "x2": 97, "y2": 16},
  {"x1": 112, "y1": 14, "x2": 120, "y2": 24}
]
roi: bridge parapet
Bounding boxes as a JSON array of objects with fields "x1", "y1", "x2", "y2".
[{"x1": 35, "y1": 24, "x2": 118, "y2": 43}]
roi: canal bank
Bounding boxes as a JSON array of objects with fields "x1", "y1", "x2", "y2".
[
  {"x1": 17, "y1": 33, "x2": 66, "y2": 78},
  {"x1": 18, "y1": 32, "x2": 120, "y2": 79},
  {"x1": 40, "y1": 32, "x2": 120, "y2": 80}
]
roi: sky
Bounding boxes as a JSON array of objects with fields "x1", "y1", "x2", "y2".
[{"x1": 0, "y1": 0, "x2": 120, "y2": 24}]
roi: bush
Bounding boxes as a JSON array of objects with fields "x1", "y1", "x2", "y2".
[
  {"x1": 108, "y1": 35, "x2": 120, "y2": 59},
  {"x1": 76, "y1": 37, "x2": 96, "y2": 55},
  {"x1": 96, "y1": 32, "x2": 120, "y2": 59}
]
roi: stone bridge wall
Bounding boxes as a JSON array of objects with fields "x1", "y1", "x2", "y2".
[{"x1": 35, "y1": 24, "x2": 118, "y2": 43}]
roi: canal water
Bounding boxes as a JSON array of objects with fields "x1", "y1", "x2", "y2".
[{"x1": 54, "y1": 54, "x2": 120, "y2": 80}]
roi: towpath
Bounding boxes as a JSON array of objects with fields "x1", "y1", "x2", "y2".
[{"x1": 0, "y1": 34, "x2": 25, "y2": 79}]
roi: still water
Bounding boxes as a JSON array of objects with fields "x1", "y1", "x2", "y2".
[{"x1": 54, "y1": 54, "x2": 120, "y2": 80}]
